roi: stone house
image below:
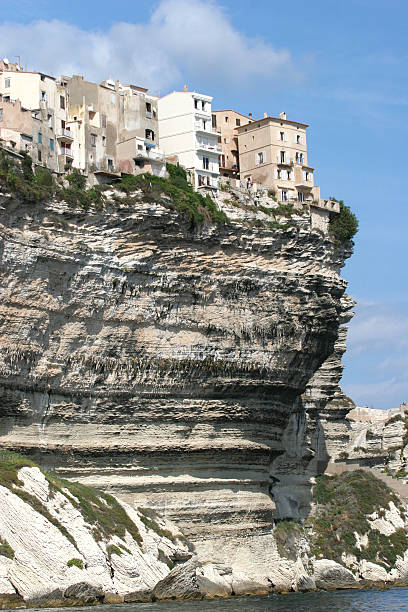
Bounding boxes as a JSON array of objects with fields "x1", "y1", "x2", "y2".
[
  {"x1": 211, "y1": 109, "x2": 251, "y2": 180},
  {"x1": 236, "y1": 112, "x2": 320, "y2": 203},
  {"x1": 66, "y1": 75, "x2": 163, "y2": 183}
]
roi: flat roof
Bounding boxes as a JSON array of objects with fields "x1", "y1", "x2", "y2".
[
  {"x1": 160, "y1": 90, "x2": 213, "y2": 102},
  {"x1": 236, "y1": 115, "x2": 308, "y2": 132}
]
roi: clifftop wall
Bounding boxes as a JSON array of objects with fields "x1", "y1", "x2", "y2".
[{"x1": 0, "y1": 186, "x2": 352, "y2": 576}]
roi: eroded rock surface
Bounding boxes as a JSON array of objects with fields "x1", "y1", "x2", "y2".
[{"x1": 0, "y1": 192, "x2": 352, "y2": 578}]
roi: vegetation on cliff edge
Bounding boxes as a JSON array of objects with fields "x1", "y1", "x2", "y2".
[{"x1": 329, "y1": 198, "x2": 358, "y2": 242}]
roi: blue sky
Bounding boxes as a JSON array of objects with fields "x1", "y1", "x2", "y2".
[{"x1": 0, "y1": 0, "x2": 407, "y2": 408}]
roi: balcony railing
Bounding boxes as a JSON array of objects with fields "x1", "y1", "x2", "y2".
[
  {"x1": 134, "y1": 149, "x2": 165, "y2": 162},
  {"x1": 60, "y1": 147, "x2": 74, "y2": 157},
  {"x1": 195, "y1": 123, "x2": 221, "y2": 135},
  {"x1": 57, "y1": 128, "x2": 73, "y2": 140},
  {"x1": 196, "y1": 142, "x2": 222, "y2": 153}
]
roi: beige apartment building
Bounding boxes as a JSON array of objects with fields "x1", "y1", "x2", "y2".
[
  {"x1": 65, "y1": 76, "x2": 163, "y2": 182},
  {"x1": 212, "y1": 109, "x2": 251, "y2": 179},
  {"x1": 236, "y1": 112, "x2": 320, "y2": 202},
  {"x1": 0, "y1": 59, "x2": 69, "y2": 173}
]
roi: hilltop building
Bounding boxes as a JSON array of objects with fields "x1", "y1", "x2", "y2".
[
  {"x1": 158, "y1": 89, "x2": 221, "y2": 189},
  {"x1": 211, "y1": 109, "x2": 251, "y2": 180},
  {"x1": 0, "y1": 59, "x2": 166, "y2": 182},
  {"x1": 236, "y1": 111, "x2": 320, "y2": 203},
  {"x1": 0, "y1": 58, "x2": 68, "y2": 172}
]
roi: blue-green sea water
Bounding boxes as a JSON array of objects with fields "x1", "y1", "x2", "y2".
[{"x1": 27, "y1": 587, "x2": 408, "y2": 611}]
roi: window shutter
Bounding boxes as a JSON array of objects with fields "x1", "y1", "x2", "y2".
[
  {"x1": 284, "y1": 132, "x2": 288, "y2": 142},
  {"x1": 277, "y1": 130, "x2": 281, "y2": 141},
  {"x1": 255, "y1": 153, "x2": 259, "y2": 165}
]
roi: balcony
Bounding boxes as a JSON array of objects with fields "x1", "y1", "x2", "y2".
[
  {"x1": 277, "y1": 158, "x2": 293, "y2": 166},
  {"x1": 195, "y1": 124, "x2": 221, "y2": 136},
  {"x1": 60, "y1": 146, "x2": 74, "y2": 158},
  {"x1": 196, "y1": 142, "x2": 222, "y2": 153},
  {"x1": 134, "y1": 148, "x2": 165, "y2": 162},
  {"x1": 57, "y1": 128, "x2": 73, "y2": 142}
]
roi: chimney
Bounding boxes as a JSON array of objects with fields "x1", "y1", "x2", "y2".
[
  {"x1": 183, "y1": 84, "x2": 188, "y2": 92},
  {"x1": 263, "y1": 112, "x2": 267, "y2": 118},
  {"x1": 248, "y1": 112, "x2": 252, "y2": 119},
  {"x1": 279, "y1": 111, "x2": 287, "y2": 120}
]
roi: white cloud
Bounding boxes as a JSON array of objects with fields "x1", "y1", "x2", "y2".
[
  {"x1": 346, "y1": 301, "x2": 408, "y2": 355},
  {"x1": 0, "y1": 0, "x2": 294, "y2": 94},
  {"x1": 341, "y1": 300, "x2": 408, "y2": 409}
]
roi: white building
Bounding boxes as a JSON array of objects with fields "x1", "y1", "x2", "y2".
[{"x1": 158, "y1": 89, "x2": 221, "y2": 190}]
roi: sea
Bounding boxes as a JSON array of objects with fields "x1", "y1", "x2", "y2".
[{"x1": 26, "y1": 587, "x2": 408, "y2": 612}]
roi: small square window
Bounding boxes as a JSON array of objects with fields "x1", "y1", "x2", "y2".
[
  {"x1": 236, "y1": 118, "x2": 240, "y2": 126},
  {"x1": 49, "y1": 138, "x2": 54, "y2": 152},
  {"x1": 60, "y1": 96, "x2": 65, "y2": 109},
  {"x1": 4, "y1": 78, "x2": 10, "y2": 88}
]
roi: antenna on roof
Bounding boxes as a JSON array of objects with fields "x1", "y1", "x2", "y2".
[{"x1": 183, "y1": 84, "x2": 188, "y2": 92}]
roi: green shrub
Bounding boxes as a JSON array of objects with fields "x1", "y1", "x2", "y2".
[
  {"x1": 67, "y1": 558, "x2": 84, "y2": 569},
  {"x1": 106, "y1": 544, "x2": 123, "y2": 558},
  {"x1": 66, "y1": 169, "x2": 86, "y2": 190},
  {"x1": 0, "y1": 537, "x2": 14, "y2": 559},
  {"x1": 309, "y1": 470, "x2": 405, "y2": 567},
  {"x1": 34, "y1": 166, "x2": 53, "y2": 187},
  {"x1": 329, "y1": 199, "x2": 358, "y2": 242}
]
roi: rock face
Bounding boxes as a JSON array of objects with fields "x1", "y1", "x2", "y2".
[
  {"x1": 0, "y1": 189, "x2": 352, "y2": 580},
  {"x1": 0, "y1": 458, "x2": 190, "y2": 606}
]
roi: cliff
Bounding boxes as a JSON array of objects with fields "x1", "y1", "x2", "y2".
[{"x1": 0, "y1": 179, "x2": 353, "y2": 582}]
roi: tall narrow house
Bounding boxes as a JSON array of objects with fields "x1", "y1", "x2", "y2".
[{"x1": 158, "y1": 89, "x2": 221, "y2": 189}]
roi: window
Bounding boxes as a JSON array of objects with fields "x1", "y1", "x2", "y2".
[
  {"x1": 203, "y1": 156, "x2": 209, "y2": 169},
  {"x1": 280, "y1": 150, "x2": 285, "y2": 163},
  {"x1": 146, "y1": 102, "x2": 152, "y2": 113},
  {"x1": 111, "y1": 93, "x2": 116, "y2": 104},
  {"x1": 4, "y1": 78, "x2": 10, "y2": 88},
  {"x1": 145, "y1": 128, "x2": 155, "y2": 141},
  {"x1": 49, "y1": 138, "x2": 54, "y2": 152},
  {"x1": 101, "y1": 114, "x2": 107, "y2": 128},
  {"x1": 107, "y1": 158, "x2": 114, "y2": 171},
  {"x1": 102, "y1": 136, "x2": 106, "y2": 146},
  {"x1": 0, "y1": 109, "x2": 2, "y2": 121},
  {"x1": 212, "y1": 114, "x2": 217, "y2": 128},
  {"x1": 236, "y1": 118, "x2": 241, "y2": 126},
  {"x1": 298, "y1": 192, "x2": 304, "y2": 202},
  {"x1": 225, "y1": 116, "x2": 229, "y2": 123},
  {"x1": 90, "y1": 133, "x2": 97, "y2": 146},
  {"x1": 194, "y1": 99, "x2": 198, "y2": 109},
  {"x1": 280, "y1": 131, "x2": 284, "y2": 141},
  {"x1": 61, "y1": 120, "x2": 65, "y2": 130},
  {"x1": 305, "y1": 171, "x2": 310, "y2": 181},
  {"x1": 40, "y1": 91, "x2": 47, "y2": 102},
  {"x1": 201, "y1": 101, "x2": 206, "y2": 111},
  {"x1": 296, "y1": 134, "x2": 301, "y2": 144},
  {"x1": 60, "y1": 96, "x2": 65, "y2": 109},
  {"x1": 224, "y1": 137, "x2": 229, "y2": 144},
  {"x1": 48, "y1": 114, "x2": 52, "y2": 128},
  {"x1": 258, "y1": 152, "x2": 264, "y2": 164},
  {"x1": 281, "y1": 189, "x2": 287, "y2": 202},
  {"x1": 38, "y1": 132, "x2": 42, "y2": 144},
  {"x1": 38, "y1": 149, "x2": 42, "y2": 162},
  {"x1": 287, "y1": 170, "x2": 291, "y2": 180},
  {"x1": 277, "y1": 169, "x2": 281, "y2": 179}
]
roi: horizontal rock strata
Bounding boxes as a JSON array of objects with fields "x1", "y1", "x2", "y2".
[{"x1": 0, "y1": 191, "x2": 352, "y2": 575}]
